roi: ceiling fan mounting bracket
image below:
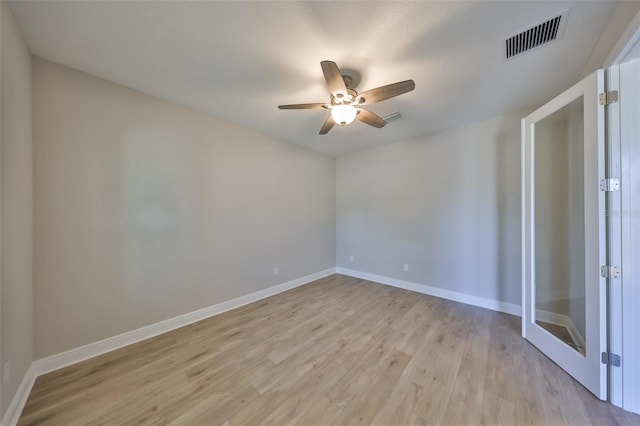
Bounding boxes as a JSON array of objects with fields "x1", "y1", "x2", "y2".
[{"x1": 342, "y1": 74, "x2": 354, "y2": 89}]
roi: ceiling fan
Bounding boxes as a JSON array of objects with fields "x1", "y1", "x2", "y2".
[{"x1": 278, "y1": 61, "x2": 415, "y2": 135}]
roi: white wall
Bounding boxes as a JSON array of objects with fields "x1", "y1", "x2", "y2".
[
  {"x1": 581, "y1": 1, "x2": 640, "y2": 78},
  {"x1": 33, "y1": 59, "x2": 336, "y2": 358},
  {"x1": 567, "y1": 97, "x2": 586, "y2": 338},
  {"x1": 534, "y1": 106, "x2": 570, "y2": 305},
  {"x1": 0, "y1": 1, "x2": 33, "y2": 417},
  {"x1": 336, "y1": 110, "x2": 527, "y2": 306}
]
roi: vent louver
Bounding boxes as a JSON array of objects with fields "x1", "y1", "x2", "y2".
[{"x1": 505, "y1": 12, "x2": 566, "y2": 60}]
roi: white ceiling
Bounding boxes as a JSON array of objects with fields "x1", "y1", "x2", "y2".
[{"x1": 10, "y1": 1, "x2": 617, "y2": 157}]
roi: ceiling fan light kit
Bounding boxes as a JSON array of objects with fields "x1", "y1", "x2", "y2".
[
  {"x1": 278, "y1": 60, "x2": 415, "y2": 135},
  {"x1": 331, "y1": 104, "x2": 358, "y2": 125}
]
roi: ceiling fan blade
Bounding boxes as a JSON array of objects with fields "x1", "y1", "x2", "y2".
[
  {"x1": 319, "y1": 115, "x2": 335, "y2": 135},
  {"x1": 357, "y1": 80, "x2": 415, "y2": 105},
  {"x1": 356, "y1": 108, "x2": 387, "y2": 128},
  {"x1": 278, "y1": 103, "x2": 328, "y2": 110},
  {"x1": 321, "y1": 61, "x2": 348, "y2": 97}
]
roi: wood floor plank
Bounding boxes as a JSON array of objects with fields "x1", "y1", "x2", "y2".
[
  {"x1": 370, "y1": 373, "x2": 424, "y2": 426},
  {"x1": 332, "y1": 349, "x2": 412, "y2": 425},
  {"x1": 294, "y1": 395, "x2": 343, "y2": 425},
  {"x1": 442, "y1": 307, "x2": 491, "y2": 425},
  {"x1": 18, "y1": 274, "x2": 640, "y2": 425}
]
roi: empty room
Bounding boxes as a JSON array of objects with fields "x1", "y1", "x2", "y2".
[{"x1": 2, "y1": 1, "x2": 640, "y2": 425}]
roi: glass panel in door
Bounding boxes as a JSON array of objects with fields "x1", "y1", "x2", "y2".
[{"x1": 534, "y1": 96, "x2": 585, "y2": 355}]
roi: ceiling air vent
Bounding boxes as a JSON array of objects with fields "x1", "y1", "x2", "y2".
[
  {"x1": 505, "y1": 11, "x2": 567, "y2": 60},
  {"x1": 382, "y1": 112, "x2": 401, "y2": 123}
]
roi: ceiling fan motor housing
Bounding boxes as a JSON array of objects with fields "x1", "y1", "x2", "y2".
[{"x1": 332, "y1": 87, "x2": 358, "y2": 105}]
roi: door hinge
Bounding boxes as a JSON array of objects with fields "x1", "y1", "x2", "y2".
[
  {"x1": 600, "y1": 178, "x2": 620, "y2": 192},
  {"x1": 601, "y1": 265, "x2": 621, "y2": 279},
  {"x1": 599, "y1": 91, "x2": 619, "y2": 106},
  {"x1": 602, "y1": 352, "x2": 621, "y2": 367}
]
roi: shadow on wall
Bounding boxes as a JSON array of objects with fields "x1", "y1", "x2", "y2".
[{"x1": 496, "y1": 124, "x2": 523, "y2": 310}]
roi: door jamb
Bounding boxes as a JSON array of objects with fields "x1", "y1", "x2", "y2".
[{"x1": 604, "y1": 10, "x2": 640, "y2": 414}]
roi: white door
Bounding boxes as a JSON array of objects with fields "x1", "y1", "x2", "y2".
[{"x1": 522, "y1": 69, "x2": 607, "y2": 399}]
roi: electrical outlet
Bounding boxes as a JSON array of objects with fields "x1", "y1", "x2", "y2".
[
  {"x1": 403, "y1": 264, "x2": 409, "y2": 272},
  {"x1": 273, "y1": 267, "x2": 279, "y2": 276},
  {"x1": 3, "y1": 362, "x2": 9, "y2": 386},
  {"x1": 349, "y1": 255, "x2": 354, "y2": 263}
]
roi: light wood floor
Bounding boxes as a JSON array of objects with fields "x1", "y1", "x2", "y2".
[{"x1": 19, "y1": 274, "x2": 640, "y2": 425}]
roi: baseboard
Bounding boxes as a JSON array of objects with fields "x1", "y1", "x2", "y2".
[
  {"x1": 566, "y1": 316, "x2": 586, "y2": 350},
  {"x1": 33, "y1": 268, "x2": 335, "y2": 377},
  {"x1": 536, "y1": 309, "x2": 586, "y2": 350},
  {"x1": 1, "y1": 364, "x2": 36, "y2": 426},
  {"x1": 535, "y1": 309, "x2": 569, "y2": 327},
  {"x1": 336, "y1": 267, "x2": 521, "y2": 316}
]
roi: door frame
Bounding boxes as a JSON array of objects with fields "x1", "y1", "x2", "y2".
[{"x1": 605, "y1": 10, "x2": 640, "y2": 413}]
